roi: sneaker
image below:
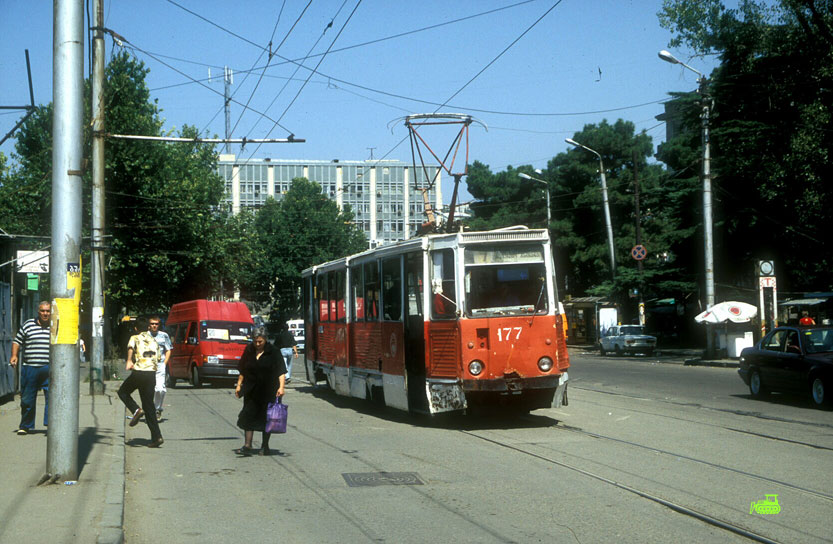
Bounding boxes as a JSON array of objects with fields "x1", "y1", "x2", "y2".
[
  {"x1": 155, "y1": 410, "x2": 162, "y2": 421},
  {"x1": 16, "y1": 428, "x2": 27, "y2": 435},
  {"x1": 129, "y1": 409, "x2": 144, "y2": 427},
  {"x1": 148, "y1": 437, "x2": 164, "y2": 448}
]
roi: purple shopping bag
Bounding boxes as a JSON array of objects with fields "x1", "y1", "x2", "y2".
[{"x1": 265, "y1": 399, "x2": 287, "y2": 434}]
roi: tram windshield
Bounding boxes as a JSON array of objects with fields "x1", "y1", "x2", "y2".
[{"x1": 464, "y1": 245, "x2": 548, "y2": 317}]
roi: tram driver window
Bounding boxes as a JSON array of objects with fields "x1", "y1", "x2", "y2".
[{"x1": 431, "y1": 248, "x2": 456, "y2": 319}]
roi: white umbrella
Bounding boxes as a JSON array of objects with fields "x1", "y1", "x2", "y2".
[{"x1": 695, "y1": 301, "x2": 758, "y2": 324}]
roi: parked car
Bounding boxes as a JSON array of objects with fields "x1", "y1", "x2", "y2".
[
  {"x1": 599, "y1": 325, "x2": 657, "y2": 356},
  {"x1": 287, "y1": 318, "x2": 305, "y2": 352},
  {"x1": 738, "y1": 325, "x2": 833, "y2": 409}
]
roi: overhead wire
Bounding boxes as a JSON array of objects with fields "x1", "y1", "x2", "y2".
[{"x1": 244, "y1": 0, "x2": 362, "y2": 160}]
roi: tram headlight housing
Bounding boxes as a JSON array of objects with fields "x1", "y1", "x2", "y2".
[
  {"x1": 468, "y1": 360, "x2": 484, "y2": 376},
  {"x1": 538, "y1": 356, "x2": 554, "y2": 372}
]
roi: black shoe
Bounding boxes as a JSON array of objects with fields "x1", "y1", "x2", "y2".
[
  {"x1": 258, "y1": 447, "x2": 271, "y2": 456},
  {"x1": 234, "y1": 446, "x2": 254, "y2": 456},
  {"x1": 148, "y1": 437, "x2": 164, "y2": 448}
]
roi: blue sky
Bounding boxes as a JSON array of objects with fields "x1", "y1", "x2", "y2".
[{"x1": 1, "y1": 1, "x2": 728, "y2": 202}]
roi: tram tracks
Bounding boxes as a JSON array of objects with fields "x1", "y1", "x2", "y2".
[{"x1": 461, "y1": 429, "x2": 786, "y2": 544}]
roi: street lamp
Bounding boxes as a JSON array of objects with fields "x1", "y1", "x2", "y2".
[
  {"x1": 565, "y1": 138, "x2": 616, "y2": 278},
  {"x1": 658, "y1": 50, "x2": 715, "y2": 354},
  {"x1": 518, "y1": 172, "x2": 551, "y2": 229}
]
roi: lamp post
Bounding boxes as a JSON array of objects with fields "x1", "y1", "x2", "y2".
[
  {"x1": 565, "y1": 138, "x2": 616, "y2": 279},
  {"x1": 659, "y1": 50, "x2": 715, "y2": 356},
  {"x1": 518, "y1": 172, "x2": 551, "y2": 228}
]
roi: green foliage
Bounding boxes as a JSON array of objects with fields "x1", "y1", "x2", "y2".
[
  {"x1": 659, "y1": 0, "x2": 833, "y2": 291},
  {"x1": 249, "y1": 178, "x2": 367, "y2": 317},
  {"x1": 465, "y1": 161, "x2": 549, "y2": 231}
]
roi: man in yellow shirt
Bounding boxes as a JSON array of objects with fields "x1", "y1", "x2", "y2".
[{"x1": 118, "y1": 318, "x2": 163, "y2": 447}]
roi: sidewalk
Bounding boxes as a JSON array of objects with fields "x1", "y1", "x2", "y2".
[
  {"x1": 0, "y1": 378, "x2": 125, "y2": 544},
  {"x1": 568, "y1": 344, "x2": 740, "y2": 368}
]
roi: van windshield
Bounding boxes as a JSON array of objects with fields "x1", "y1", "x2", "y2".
[{"x1": 200, "y1": 321, "x2": 252, "y2": 344}]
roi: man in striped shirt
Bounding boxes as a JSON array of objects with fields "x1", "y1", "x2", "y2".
[{"x1": 10, "y1": 301, "x2": 52, "y2": 435}]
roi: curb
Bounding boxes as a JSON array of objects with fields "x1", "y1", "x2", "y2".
[
  {"x1": 97, "y1": 395, "x2": 125, "y2": 544},
  {"x1": 683, "y1": 359, "x2": 740, "y2": 368}
]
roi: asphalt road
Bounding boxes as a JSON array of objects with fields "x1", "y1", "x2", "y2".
[{"x1": 123, "y1": 356, "x2": 833, "y2": 543}]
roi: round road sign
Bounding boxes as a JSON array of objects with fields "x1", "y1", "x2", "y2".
[{"x1": 631, "y1": 245, "x2": 647, "y2": 261}]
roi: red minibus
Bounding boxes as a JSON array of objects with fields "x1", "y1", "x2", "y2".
[{"x1": 165, "y1": 300, "x2": 253, "y2": 387}]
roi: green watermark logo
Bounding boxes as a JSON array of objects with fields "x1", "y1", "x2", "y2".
[{"x1": 750, "y1": 494, "x2": 781, "y2": 515}]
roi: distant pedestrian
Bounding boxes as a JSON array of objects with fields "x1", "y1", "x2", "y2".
[
  {"x1": 78, "y1": 338, "x2": 86, "y2": 363},
  {"x1": 118, "y1": 318, "x2": 163, "y2": 447},
  {"x1": 277, "y1": 321, "x2": 299, "y2": 383},
  {"x1": 234, "y1": 327, "x2": 285, "y2": 456},
  {"x1": 148, "y1": 317, "x2": 173, "y2": 421},
  {"x1": 799, "y1": 311, "x2": 816, "y2": 326},
  {"x1": 9, "y1": 301, "x2": 52, "y2": 435}
]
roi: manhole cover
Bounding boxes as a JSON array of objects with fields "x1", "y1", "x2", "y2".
[{"x1": 342, "y1": 472, "x2": 424, "y2": 487}]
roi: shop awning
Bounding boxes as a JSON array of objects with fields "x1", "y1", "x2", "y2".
[{"x1": 780, "y1": 298, "x2": 827, "y2": 306}]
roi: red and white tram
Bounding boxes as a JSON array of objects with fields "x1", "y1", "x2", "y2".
[{"x1": 301, "y1": 226, "x2": 570, "y2": 414}]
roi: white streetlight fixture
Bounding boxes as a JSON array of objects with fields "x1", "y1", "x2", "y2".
[
  {"x1": 659, "y1": 49, "x2": 715, "y2": 355},
  {"x1": 565, "y1": 138, "x2": 616, "y2": 279},
  {"x1": 518, "y1": 172, "x2": 551, "y2": 229}
]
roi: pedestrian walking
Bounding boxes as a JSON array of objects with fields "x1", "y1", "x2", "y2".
[
  {"x1": 234, "y1": 326, "x2": 285, "y2": 456},
  {"x1": 148, "y1": 317, "x2": 173, "y2": 421},
  {"x1": 9, "y1": 301, "x2": 52, "y2": 435},
  {"x1": 277, "y1": 321, "x2": 299, "y2": 383},
  {"x1": 118, "y1": 318, "x2": 164, "y2": 447}
]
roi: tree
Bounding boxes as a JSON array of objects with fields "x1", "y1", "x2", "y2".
[
  {"x1": 0, "y1": 51, "x2": 228, "y2": 313},
  {"x1": 465, "y1": 161, "x2": 549, "y2": 232},
  {"x1": 658, "y1": 0, "x2": 833, "y2": 291},
  {"x1": 250, "y1": 178, "x2": 367, "y2": 318}
]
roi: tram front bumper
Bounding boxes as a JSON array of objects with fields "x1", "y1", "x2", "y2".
[
  {"x1": 462, "y1": 372, "x2": 569, "y2": 409},
  {"x1": 462, "y1": 373, "x2": 562, "y2": 392}
]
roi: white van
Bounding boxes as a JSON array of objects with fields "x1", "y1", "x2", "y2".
[{"x1": 286, "y1": 319, "x2": 305, "y2": 352}]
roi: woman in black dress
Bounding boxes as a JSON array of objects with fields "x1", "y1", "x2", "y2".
[{"x1": 234, "y1": 327, "x2": 286, "y2": 456}]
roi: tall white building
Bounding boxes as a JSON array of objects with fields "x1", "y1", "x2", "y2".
[{"x1": 216, "y1": 155, "x2": 442, "y2": 246}]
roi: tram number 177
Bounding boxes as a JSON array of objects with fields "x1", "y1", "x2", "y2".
[{"x1": 497, "y1": 327, "x2": 522, "y2": 342}]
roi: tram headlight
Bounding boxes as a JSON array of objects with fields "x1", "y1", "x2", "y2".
[
  {"x1": 537, "y1": 356, "x2": 554, "y2": 372},
  {"x1": 468, "y1": 360, "x2": 484, "y2": 376}
]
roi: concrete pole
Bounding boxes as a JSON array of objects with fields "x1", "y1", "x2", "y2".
[
  {"x1": 598, "y1": 160, "x2": 616, "y2": 279},
  {"x1": 47, "y1": 0, "x2": 84, "y2": 481},
  {"x1": 90, "y1": 0, "x2": 106, "y2": 394},
  {"x1": 224, "y1": 67, "x2": 232, "y2": 154},
  {"x1": 701, "y1": 77, "x2": 716, "y2": 356}
]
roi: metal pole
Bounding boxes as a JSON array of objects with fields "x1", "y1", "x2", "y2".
[
  {"x1": 633, "y1": 150, "x2": 645, "y2": 325},
  {"x1": 598, "y1": 159, "x2": 616, "y2": 279},
  {"x1": 701, "y1": 77, "x2": 716, "y2": 356},
  {"x1": 90, "y1": 0, "x2": 106, "y2": 395},
  {"x1": 224, "y1": 66, "x2": 231, "y2": 154},
  {"x1": 47, "y1": 0, "x2": 84, "y2": 481}
]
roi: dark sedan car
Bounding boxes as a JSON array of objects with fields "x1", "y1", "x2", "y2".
[{"x1": 738, "y1": 326, "x2": 833, "y2": 409}]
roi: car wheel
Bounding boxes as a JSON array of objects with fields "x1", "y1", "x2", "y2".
[
  {"x1": 190, "y1": 365, "x2": 202, "y2": 388},
  {"x1": 599, "y1": 344, "x2": 607, "y2": 356},
  {"x1": 166, "y1": 367, "x2": 177, "y2": 389},
  {"x1": 614, "y1": 345, "x2": 622, "y2": 357},
  {"x1": 811, "y1": 376, "x2": 832, "y2": 409},
  {"x1": 749, "y1": 369, "x2": 767, "y2": 397}
]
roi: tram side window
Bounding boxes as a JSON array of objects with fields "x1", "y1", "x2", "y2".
[
  {"x1": 382, "y1": 257, "x2": 402, "y2": 322},
  {"x1": 431, "y1": 248, "x2": 456, "y2": 319},
  {"x1": 317, "y1": 273, "x2": 329, "y2": 322},
  {"x1": 351, "y1": 265, "x2": 364, "y2": 321},
  {"x1": 336, "y1": 270, "x2": 346, "y2": 322},
  {"x1": 328, "y1": 272, "x2": 337, "y2": 322},
  {"x1": 364, "y1": 261, "x2": 380, "y2": 321}
]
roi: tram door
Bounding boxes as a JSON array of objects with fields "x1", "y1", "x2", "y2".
[{"x1": 404, "y1": 251, "x2": 428, "y2": 412}]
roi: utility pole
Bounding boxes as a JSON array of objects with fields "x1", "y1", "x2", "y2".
[
  {"x1": 224, "y1": 66, "x2": 233, "y2": 154},
  {"x1": 48, "y1": 0, "x2": 84, "y2": 481},
  {"x1": 633, "y1": 150, "x2": 645, "y2": 326},
  {"x1": 90, "y1": 0, "x2": 106, "y2": 395}
]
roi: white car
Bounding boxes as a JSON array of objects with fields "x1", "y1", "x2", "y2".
[{"x1": 599, "y1": 325, "x2": 657, "y2": 356}]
